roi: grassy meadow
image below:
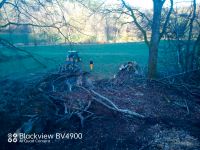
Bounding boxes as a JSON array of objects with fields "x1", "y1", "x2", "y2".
[{"x1": 0, "y1": 41, "x2": 178, "y2": 79}]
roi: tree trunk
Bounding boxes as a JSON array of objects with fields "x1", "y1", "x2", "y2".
[
  {"x1": 148, "y1": 44, "x2": 159, "y2": 78},
  {"x1": 193, "y1": 33, "x2": 200, "y2": 68},
  {"x1": 121, "y1": 0, "x2": 170, "y2": 78},
  {"x1": 188, "y1": 0, "x2": 196, "y2": 70},
  {"x1": 148, "y1": 0, "x2": 163, "y2": 78}
]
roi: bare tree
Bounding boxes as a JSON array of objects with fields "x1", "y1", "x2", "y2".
[
  {"x1": 186, "y1": 0, "x2": 196, "y2": 70},
  {"x1": 165, "y1": 0, "x2": 199, "y2": 72},
  {"x1": 121, "y1": 0, "x2": 173, "y2": 78}
]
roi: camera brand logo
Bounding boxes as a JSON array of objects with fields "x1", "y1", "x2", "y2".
[{"x1": 8, "y1": 133, "x2": 18, "y2": 143}]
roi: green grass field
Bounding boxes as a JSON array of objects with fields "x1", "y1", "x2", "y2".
[{"x1": 0, "y1": 42, "x2": 178, "y2": 79}]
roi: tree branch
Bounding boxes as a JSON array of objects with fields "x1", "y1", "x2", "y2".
[
  {"x1": 160, "y1": 0, "x2": 173, "y2": 39},
  {"x1": 0, "y1": 0, "x2": 6, "y2": 8},
  {"x1": 79, "y1": 86, "x2": 145, "y2": 119},
  {"x1": 0, "y1": 37, "x2": 46, "y2": 68},
  {"x1": 120, "y1": 0, "x2": 150, "y2": 47}
]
